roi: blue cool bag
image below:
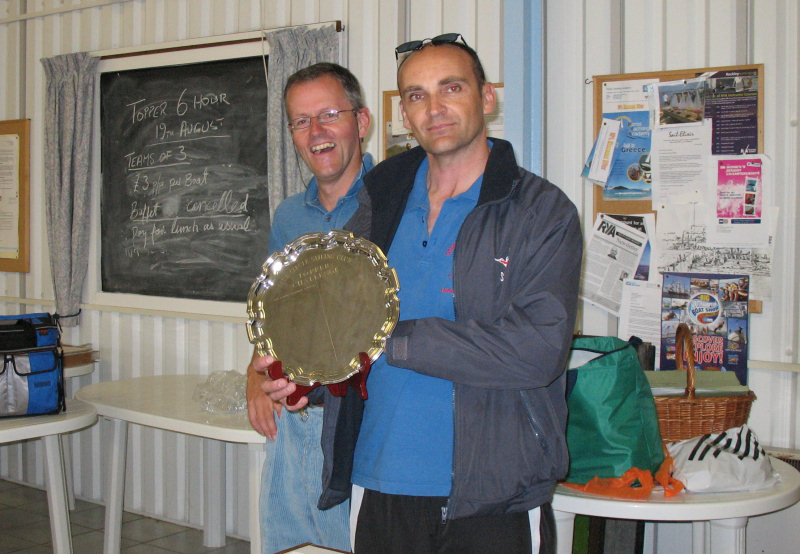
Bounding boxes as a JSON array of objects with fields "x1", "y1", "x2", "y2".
[{"x1": 0, "y1": 313, "x2": 64, "y2": 417}]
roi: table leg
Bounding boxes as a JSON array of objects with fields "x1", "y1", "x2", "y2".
[
  {"x1": 709, "y1": 517, "x2": 748, "y2": 554},
  {"x1": 61, "y1": 434, "x2": 76, "y2": 510},
  {"x1": 692, "y1": 521, "x2": 709, "y2": 553},
  {"x1": 104, "y1": 418, "x2": 128, "y2": 554},
  {"x1": 248, "y1": 442, "x2": 266, "y2": 554},
  {"x1": 42, "y1": 434, "x2": 73, "y2": 554},
  {"x1": 554, "y1": 510, "x2": 576, "y2": 554},
  {"x1": 203, "y1": 439, "x2": 226, "y2": 547}
]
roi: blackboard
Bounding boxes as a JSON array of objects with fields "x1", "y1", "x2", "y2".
[{"x1": 100, "y1": 56, "x2": 269, "y2": 302}]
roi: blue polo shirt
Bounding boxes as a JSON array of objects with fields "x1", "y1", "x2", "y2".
[
  {"x1": 267, "y1": 154, "x2": 374, "y2": 253},
  {"x1": 352, "y1": 157, "x2": 482, "y2": 496}
]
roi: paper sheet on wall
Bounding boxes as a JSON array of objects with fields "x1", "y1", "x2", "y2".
[
  {"x1": 655, "y1": 202, "x2": 775, "y2": 299},
  {"x1": 699, "y1": 67, "x2": 760, "y2": 155},
  {"x1": 652, "y1": 77, "x2": 707, "y2": 128},
  {"x1": 618, "y1": 279, "x2": 662, "y2": 368},
  {"x1": 603, "y1": 213, "x2": 658, "y2": 283},
  {"x1": 706, "y1": 154, "x2": 771, "y2": 247},
  {"x1": 650, "y1": 122, "x2": 711, "y2": 209},
  {"x1": 390, "y1": 94, "x2": 405, "y2": 136},
  {"x1": 660, "y1": 272, "x2": 750, "y2": 384},
  {"x1": 595, "y1": 79, "x2": 657, "y2": 200},
  {"x1": 582, "y1": 118, "x2": 621, "y2": 184},
  {"x1": 580, "y1": 213, "x2": 648, "y2": 316},
  {"x1": 0, "y1": 134, "x2": 20, "y2": 257},
  {"x1": 602, "y1": 79, "x2": 658, "y2": 113}
]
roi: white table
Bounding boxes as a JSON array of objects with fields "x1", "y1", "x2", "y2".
[
  {"x1": 552, "y1": 458, "x2": 800, "y2": 554},
  {"x1": 76, "y1": 375, "x2": 266, "y2": 554},
  {"x1": 0, "y1": 399, "x2": 97, "y2": 554},
  {"x1": 63, "y1": 361, "x2": 98, "y2": 510}
]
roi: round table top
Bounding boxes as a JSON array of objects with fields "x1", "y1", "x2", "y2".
[
  {"x1": 552, "y1": 458, "x2": 800, "y2": 521},
  {"x1": 76, "y1": 374, "x2": 264, "y2": 444},
  {"x1": 0, "y1": 399, "x2": 97, "y2": 444}
]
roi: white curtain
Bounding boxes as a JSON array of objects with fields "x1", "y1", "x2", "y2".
[
  {"x1": 41, "y1": 52, "x2": 98, "y2": 327},
  {"x1": 266, "y1": 24, "x2": 339, "y2": 220}
]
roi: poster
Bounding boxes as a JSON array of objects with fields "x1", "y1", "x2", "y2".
[
  {"x1": 702, "y1": 68, "x2": 759, "y2": 155},
  {"x1": 601, "y1": 111, "x2": 652, "y2": 199},
  {"x1": 660, "y1": 272, "x2": 749, "y2": 384},
  {"x1": 707, "y1": 155, "x2": 771, "y2": 247}
]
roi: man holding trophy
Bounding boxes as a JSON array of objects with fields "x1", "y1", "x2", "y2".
[
  {"x1": 246, "y1": 62, "x2": 372, "y2": 553},
  {"x1": 255, "y1": 36, "x2": 582, "y2": 553}
]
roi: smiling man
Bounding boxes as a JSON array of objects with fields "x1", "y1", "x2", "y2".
[{"x1": 245, "y1": 62, "x2": 372, "y2": 554}]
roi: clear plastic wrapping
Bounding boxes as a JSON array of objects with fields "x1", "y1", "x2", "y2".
[{"x1": 193, "y1": 370, "x2": 247, "y2": 414}]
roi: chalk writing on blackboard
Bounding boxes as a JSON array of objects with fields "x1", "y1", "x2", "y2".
[{"x1": 100, "y1": 56, "x2": 269, "y2": 302}]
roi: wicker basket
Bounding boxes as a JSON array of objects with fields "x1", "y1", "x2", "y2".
[{"x1": 653, "y1": 323, "x2": 756, "y2": 443}]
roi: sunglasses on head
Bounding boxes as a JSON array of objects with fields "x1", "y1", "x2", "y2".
[{"x1": 394, "y1": 33, "x2": 468, "y2": 64}]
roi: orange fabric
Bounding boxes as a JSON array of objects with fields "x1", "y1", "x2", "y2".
[
  {"x1": 562, "y1": 467, "x2": 654, "y2": 499},
  {"x1": 655, "y1": 455, "x2": 684, "y2": 497},
  {"x1": 561, "y1": 457, "x2": 684, "y2": 500}
]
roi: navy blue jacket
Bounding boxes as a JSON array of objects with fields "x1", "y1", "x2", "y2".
[{"x1": 318, "y1": 138, "x2": 583, "y2": 519}]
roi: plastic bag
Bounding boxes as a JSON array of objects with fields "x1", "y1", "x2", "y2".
[
  {"x1": 667, "y1": 424, "x2": 778, "y2": 493},
  {"x1": 564, "y1": 336, "x2": 664, "y2": 484}
]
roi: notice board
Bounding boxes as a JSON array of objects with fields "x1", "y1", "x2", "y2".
[
  {"x1": 591, "y1": 64, "x2": 764, "y2": 221},
  {"x1": 100, "y1": 56, "x2": 269, "y2": 302},
  {"x1": 0, "y1": 119, "x2": 29, "y2": 273}
]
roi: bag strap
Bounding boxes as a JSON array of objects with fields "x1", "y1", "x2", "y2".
[
  {"x1": 566, "y1": 337, "x2": 644, "y2": 399},
  {"x1": 569, "y1": 343, "x2": 627, "y2": 357},
  {"x1": 569, "y1": 336, "x2": 641, "y2": 360}
]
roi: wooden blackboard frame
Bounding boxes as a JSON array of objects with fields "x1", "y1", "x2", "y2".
[
  {"x1": 591, "y1": 64, "x2": 764, "y2": 221},
  {"x1": 0, "y1": 119, "x2": 29, "y2": 273},
  {"x1": 88, "y1": 32, "x2": 278, "y2": 318},
  {"x1": 87, "y1": 25, "x2": 343, "y2": 318}
]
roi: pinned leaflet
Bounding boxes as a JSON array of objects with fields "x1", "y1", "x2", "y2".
[{"x1": 581, "y1": 118, "x2": 621, "y2": 185}]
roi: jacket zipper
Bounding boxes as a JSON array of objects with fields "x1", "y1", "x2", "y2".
[
  {"x1": 445, "y1": 181, "x2": 520, "y2": 522},
  {"x1": 445, "y1": 385, "x2": 456, "y2": 522}
]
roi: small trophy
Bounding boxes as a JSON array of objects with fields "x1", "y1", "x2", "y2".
[{"x1": 246, "y1": 230, "x2": 399, "y2": 405}]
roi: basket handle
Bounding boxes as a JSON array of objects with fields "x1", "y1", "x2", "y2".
[{"x1": 675, "y1": 323, "x2": 696, "y2": 399}]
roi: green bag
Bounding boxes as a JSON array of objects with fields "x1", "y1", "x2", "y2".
[{"x1": 564, "y1": 336, "x2": 664, "y2": 484}]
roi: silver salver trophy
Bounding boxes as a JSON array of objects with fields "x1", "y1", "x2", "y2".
[{"x1": 246, "y1": 230, "x2": 399, "y2": 404}]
